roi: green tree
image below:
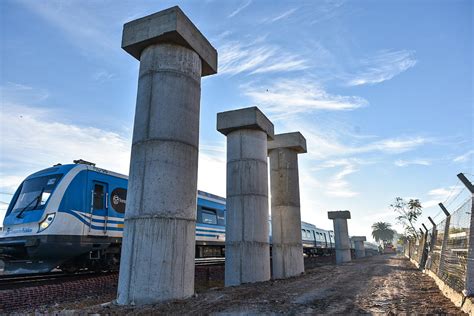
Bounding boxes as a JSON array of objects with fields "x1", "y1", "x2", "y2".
[
  {"x1": 371, "y1": 222, "x2": 395, "y2": 245},
  {"x1": 390, "y1": 197, "x2": 423, "y2": 238}
]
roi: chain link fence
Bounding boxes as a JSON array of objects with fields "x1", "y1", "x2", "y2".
[{"x1": 406, "y1": 197, "x2": 472, "y2": 294}]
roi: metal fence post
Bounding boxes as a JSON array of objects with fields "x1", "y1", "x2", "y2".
[
  {"x1": 428, "y1": 216, "x2": 437, "y2": 252},
  {"x1": 457, "y1": 173, "x2": 474, "y2": 296},
  {"x1": 438, "y1": 203, "x2": 451, "y2": 276}
]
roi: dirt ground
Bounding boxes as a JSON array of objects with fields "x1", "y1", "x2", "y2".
[{"x1": 80, "y1": 254, "x2": 463, "y2": 315}]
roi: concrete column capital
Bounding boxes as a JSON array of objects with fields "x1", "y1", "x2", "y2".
[
  {"x1": 268, "y1": 132, "x2": 307, "y2": 154},
  {"x1": 217, "y1": 106, "x2": 274, "y2": 140},
  {"x1": 122, "y1": 6, "x2": 217, "y2": 76},
  {"x1": 351, "y1": 236, "x2": 366, "y2": 242},
  {"x1": 328, "y1": 210, "x2": 351, "y2": 220}
]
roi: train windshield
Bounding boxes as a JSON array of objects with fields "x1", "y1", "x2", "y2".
[{"x1": 12, "y1": 174, "x2": 63, "y2": 213}]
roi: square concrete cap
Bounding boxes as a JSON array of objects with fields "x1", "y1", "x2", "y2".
[
  {"x1": 351, "y1": 236, "x2": 366, "y2": 242},
  {"x1": 122, "y1": 6, "x2": 217, "y2": 76},
  {"x1": 216, "y1": 106, "x2": 274, "y2": 140},
  {"x1": 328, "y1": 210, "x2": 351, "y2": 220},
  {"x1": 268, "y1": 132, "x2": 307, "y2": 153}
]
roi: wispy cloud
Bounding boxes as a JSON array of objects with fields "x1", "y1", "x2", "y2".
[
  {"x1": 323, "y1": 159, "x2": 360, "y2": 197},
  {"x1": 18, "y1": 0, "x2": 116, "y2": 57},
  {"x1": 263, "y1": 8, "x2": 298, "y2": 23},
  {"x1": 93, "y1": 70, "x2": 116, "y2": 82},
  {"x1": 0, "y1": 82, "x2": 49, "y2": 103},
  {"x1": 346, "y1": 50, "x2": 417, "y2": 86},
  {"x1": 453, "y1": 150, "x2": 474, "y2": 163},
  {"x1": 394, "y1": 159, "x2": 431, "y2": 167},
  {"x1": 219, "y1": 39, "x2": 309, "y2": 75},
  {"x1": 243, "y1": 78, "x2": 367, "y2": 117},
  {"x1": 279, "y1": 119, "x2": 432, "y2": 161},
  {"x1": 228, "y1": 0, "x2": 252, "y2": 18}
]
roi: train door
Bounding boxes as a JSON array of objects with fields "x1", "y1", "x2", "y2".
[
  {"x1": 312, "y1": 230, "x2": 317, "y2": 248},
  {"x1": 88, "y1": 181, "x2": 109, "y2": 235}
]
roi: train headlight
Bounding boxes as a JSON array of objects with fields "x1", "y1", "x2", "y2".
[{"x1": 38, "y1": 213, "x2": 55, "y2": 233}]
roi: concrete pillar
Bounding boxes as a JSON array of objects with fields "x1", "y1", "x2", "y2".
[
  {"x1": 351, "y1": 236, "x2": 366, "y2": 259},
  {"x1": 328, "y1": 211, "x2": 351, "y2": 264},
  {"x1": 117, "y1": 7, "x2": 217, "y2": 305},
  {"x1": 268, "y1": 132, "x2": 307, "y2": 279},
  {"x1": 217, "y1": 107, "x2": 274, "y2": 286}
]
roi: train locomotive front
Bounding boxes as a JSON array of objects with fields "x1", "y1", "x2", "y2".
[{"x1": 0, "y1": 161, "x2": 127, "y2": 274}]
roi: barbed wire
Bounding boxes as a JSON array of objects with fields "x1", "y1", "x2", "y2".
[
  {"x1": 446, "y1": 186, "x2": 468, "y2": 210},
  {"x1": 442, "y1": 180, "x2": 463, "y2": 205}
]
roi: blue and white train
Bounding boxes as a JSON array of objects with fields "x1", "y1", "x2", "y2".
[{"x1": 0, "y1": 160, "x2": 335, "y2": 274}]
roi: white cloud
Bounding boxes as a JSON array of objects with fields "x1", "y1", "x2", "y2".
[
  {"x1": 325, "y1": 160, "x2": 359, "y2": 197},
  {"x1": 218, "y1": 39, "x2": 309, "y2": 75},
  {"x1": 243, "y1": 78, "x2": 367, "y2": 118},
  {"x1": 422, "y1": 185, "x2": 465, "y2": 209},
  {"x1": 0, "y1": 104, "x2": 132, "y2": 175},
  {"x1": 453, "y1": 150, "x2": 474, "y2": 163},
  {"x1": 228, "y1": 0, "x2": 252, "y2": 18},
  {"x1": 394, "y1": 159, "x2": 431, "y2": 167},
  {"x1": 346, "y1": 50, "x2": 417, "y2": 86},
  {"x1": 0, "y1": 100, "x2": 228, "y2": 222},
  {"x1": 197, "y1": 142, "x2": 226, "y2": 198}
]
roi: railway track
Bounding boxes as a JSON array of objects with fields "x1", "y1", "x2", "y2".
[
  {"x1": 0, "y1": 271, "x2": 113, "y2": 290},
  {"x1": 195, "y1": 257, "x2": 225, "y2": 266},
  {"x1": 0, "y1": 258, "x2": 224, "y2": 290}
]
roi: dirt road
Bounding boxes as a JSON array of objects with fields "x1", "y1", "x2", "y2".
[{"x1": 87, "y1": 255, "x2": 463, "y2": 314}]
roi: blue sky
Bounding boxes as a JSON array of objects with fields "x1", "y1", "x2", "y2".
[{"x1": 0, "y1": 0, "x2": 472, "y2": 240}]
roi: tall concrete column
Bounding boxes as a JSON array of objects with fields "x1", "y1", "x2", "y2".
[
  {"x1": 217, "y1": 107, "x2": 274, "y2": 286},
  {"x1": 351, "y1": 236, "x2": 366, "y2": 259},
  {"x1": 117, "y1": 7, "x2": 217, "y2": 305},
  {"x1": 328, "y1": 211, "x2": 351, "y2": 264},
  {"x1": 268, "y1": 132, "x2": 307, "y2": 279}
]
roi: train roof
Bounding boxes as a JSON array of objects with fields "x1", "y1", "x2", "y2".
[
  {"x1": 301, "y1": 221, "x2": 333, "y2": 233},
  {"x1": 26, "y1": 162, "x2": 128, "y2": 181},
  {"x1": 24, "y1": 160, "x2": 225, "y2": 203}
]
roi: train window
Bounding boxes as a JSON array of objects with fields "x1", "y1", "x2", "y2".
[
  {"x1": 201, "y1": 209, "x2": 217, "y2": 225},
  {"x1": 93, "y1": 184, "x2": 105, "y2": 210}
]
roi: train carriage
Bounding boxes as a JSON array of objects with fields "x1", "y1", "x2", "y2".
[{"x1": 0, "y1": 160, "x2": 341, "y2": 274}]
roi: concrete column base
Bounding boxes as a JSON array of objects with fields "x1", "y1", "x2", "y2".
[
  {"x1": 117, "y1": 217, "x2": 196, "y2": 305},
  {"x1": 336, "y1": 249, "x2": 352, "y2": 263},
  {"x1": 272, "y1": 243, "x2": 304, "y2": 278},
  {"x1": 225, "y1": 241, "x2": 271, "y2": 286}
]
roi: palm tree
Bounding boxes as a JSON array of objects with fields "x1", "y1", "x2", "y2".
[{"x1": 372, "y1": 222, "x2": 395, "y2": 245}]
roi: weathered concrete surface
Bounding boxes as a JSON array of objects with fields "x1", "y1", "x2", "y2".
[
  {"x1": 352, "y1": 236, "x2": 367, "y2": 259},
  {"x1": 122, "y1": 6, "x2": 217, "y2": 76},
  {"x1": 217, "y1": 106, "x2": 274, "y2": 138},
  {"x1": 268, "y1": 132, "x2": 307, "y2": 279},
  {"x1": 328, "y1": 211, "x2": 351, "y2": 264},
  {"x1": 217, "y1": 107, "x2": 274, "y2": 286},
  {"x1": 117, "y1": 7, "x2": 217, "y2": 306}
]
